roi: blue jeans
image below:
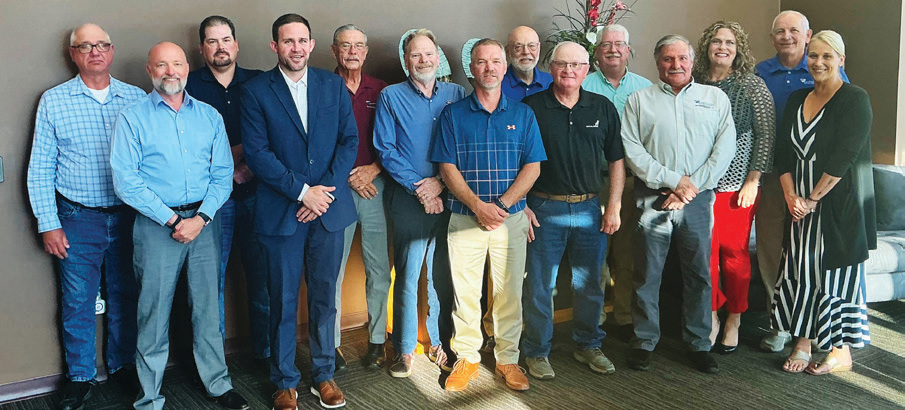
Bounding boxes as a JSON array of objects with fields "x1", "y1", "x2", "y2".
[
  {"x1": 218, "y1": 195, "x2": 270, "y2": 358},
  {"x1": 523, "y1": 195, "x2": 607, "y2": 358},
  {"x1": 56, "y1": 196, "x2": 137, "y2": 382},
  {"x1": 337, "y1": 175, "x2": 392, "y2": 345},
  {"x1": 386, "y1": 181, "x2": 453, "y2": 355},
  {"x1": 133, "y1": 211, "x2": 232, "y2": 410}
]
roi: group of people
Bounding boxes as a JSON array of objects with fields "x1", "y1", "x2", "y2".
[{"x1": 27, "y1": 8, "x2": 875, "y2": 410}]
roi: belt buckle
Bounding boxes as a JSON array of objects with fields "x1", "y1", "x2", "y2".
[{"x1": 566, "y1": 194, "x2": 582, "y2": 203}]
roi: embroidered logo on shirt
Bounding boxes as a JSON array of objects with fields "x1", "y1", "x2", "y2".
[
  {"x1": 507, "y1": 125, "x2": 516, "y2": 130},
  {"x1": 366, "y1": 100, "x2": 377, "y2": 109},
  {"x1": 586, "y1": 120, "x2": 599, "y2": 128},
  {"x1": 801, "y1": 78, "x2": 814, "y2": 85},
  {"x1": 694, "y1": 100, "x2": 715, "y2": 109},
  {"x1": 446, "y1": 100, "x2": 454, "y2": 105}
]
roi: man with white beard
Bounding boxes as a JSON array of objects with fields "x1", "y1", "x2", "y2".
[
  {"x1": 502, "y1": 26, "x2": 552, "y2": 101},
  {"x1": 111, "y1": 42, "x2": 246, "y2": 409},
  {"x1": 374, "y1": 29, "x2": 465, "y2": 378}
]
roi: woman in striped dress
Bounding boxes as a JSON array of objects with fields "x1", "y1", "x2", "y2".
[{"x1": 771, "y1": 30, "x2": 876, "y2": 375}]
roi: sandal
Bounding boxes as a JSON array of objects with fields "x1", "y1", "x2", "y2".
[
  {"x1": 782, "y1": 349, "x2": 811, "y2": 373},
  {"x1": 805, "y1": 355, "x2": 852, "y2": 375}
]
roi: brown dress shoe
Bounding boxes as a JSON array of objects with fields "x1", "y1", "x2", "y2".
[
  {"x1": 389, "y1": 353, "x2": 413, "y2": 378},
  {"x1": 272, "y1": 388, "x2": 298, "y2": 410},
  {"x1": 310, "y1": 380, "x2": 345, "y2": 408},
  {"x1": 495, "y1": 364, "x2": 530, "y2": 391},
  {"x1": 444, "y1": 359, "x2": 479, "y2": 392}
]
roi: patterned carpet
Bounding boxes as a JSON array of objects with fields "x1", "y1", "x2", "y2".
[{"x1": 3, "y1": 299, "x2": 904, "y2": 409}]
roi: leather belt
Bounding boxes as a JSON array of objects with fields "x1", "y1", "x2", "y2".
[
  {"x1": 530, "y1": 191, "x2": 597, "y2": 203},
  {"x1": 171, "y1": 201, "x2": 203, "y2": 211},
  {"x1": 56, "y1": 192, "x2": 129, "y2": 213}
]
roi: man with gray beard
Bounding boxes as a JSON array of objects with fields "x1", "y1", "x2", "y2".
[
  {"x1": 502, "y1": 26, "x2": 552, "y2": 101},
  {"x1": 374, "y1": 28, "x2": 465, "y2": 378},
  {"x1": 110, "y1": 42, "x2": 247, "y2": 410}
]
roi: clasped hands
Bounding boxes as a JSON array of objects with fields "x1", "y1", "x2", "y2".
[
  {"x1": 297, "y1": 185, "x2": 336, "y2": 223},
  {"x1": 661, "y1": 176, "x2": 699, "y2": 211},
  {"x1": 349, "y1": 164, "x2": 380, "y2": 199},
  {"x1": 415, "y1": 176, "x2": 444, "y2": 215},
  {"x1": 786, "y1": 194, "x2": 817, "y2": 222},
  {"x1": 166, "y1": 214, "x2": 205, "y2": 244}
]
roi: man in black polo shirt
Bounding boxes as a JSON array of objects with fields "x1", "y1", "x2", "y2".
[
  {"x1": 184, "y1": 15, "x2": 268, "y2": 361},
  {"x1": 521, "y1": 41, "x2": 625, "y2": 379}
]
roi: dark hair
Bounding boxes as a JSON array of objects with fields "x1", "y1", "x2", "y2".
[
  {"x1": 272, "y1": 13, "x2": 311, "y2": 42},
  {"x1": 199, "y1": 15, "x2": 235, "y2": 43}
]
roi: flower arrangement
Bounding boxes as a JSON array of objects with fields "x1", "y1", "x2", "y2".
[{"x1": 544, "y1": 0, "x2": 636, "y2": 64}]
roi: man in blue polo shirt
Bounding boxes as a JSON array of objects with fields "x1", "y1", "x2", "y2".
[
  {"x1": 754, "y1": 10, "x2": 849, "y2": 353},
  {"x1": 374, "y1": 29, "x2": 465, "y2": 377},
  {"x1": 502, "y1": 26, "x2": 553, "y2": 101},
  {"x1": 184, "y1": 15, "x2": 268, "y2": 362},
  {"x1": 432, "y1": 38, "x2": 545, "y2": 392}
]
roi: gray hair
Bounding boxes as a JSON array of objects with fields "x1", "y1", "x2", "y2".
[
  {"x1": 551, "y1": 41, "x2": 589, "y2": 63},
  {"x1": 70, "y1": 23, "x2": 111, "y2": 46},
  {"x1": 597, "y1": 24, "x2": 630, "y2": 46},
  {"x1": 811, "y1": 30, "x2": 845, "y2": 58},
  {"x1": 470, "y1": 38, "x2": 505, "y2": 61},
  {"x1": 653, "y1": 34, "x2": 694, "y2": 61},
  {"x1": 333, "y1": 24, "x2": 368, "y2": 44},
  {"x1": 402, "y1": 28, "x2": 438, "y2": 55},
  {"x1": 772, "y1": 10, "x2": 810, "y2": 32}
]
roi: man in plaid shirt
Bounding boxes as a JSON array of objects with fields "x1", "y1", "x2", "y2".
[
  {"x1": 26, "y1": 23, "x2": 145, "y2": 410},
  {"x1": 432, "y1": 38, "x2": 545, "y2": 393}
]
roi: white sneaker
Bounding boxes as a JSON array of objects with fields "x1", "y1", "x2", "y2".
[{"x1": 760, "y1": 330, "x2": 792, "y2": 352}]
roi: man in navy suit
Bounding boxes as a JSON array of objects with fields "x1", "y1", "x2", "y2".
[{"x1": 240, "y1": 13, "x2": 357, "y2": 410}]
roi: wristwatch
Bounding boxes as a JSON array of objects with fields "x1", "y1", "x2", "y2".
[{"x1": 197, "y1": 212, "x2": 212, "y2": 226}]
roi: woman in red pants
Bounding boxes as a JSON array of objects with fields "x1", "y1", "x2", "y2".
[{"x1": 693, "y1": 21, "x2": 776, "y2": 352}]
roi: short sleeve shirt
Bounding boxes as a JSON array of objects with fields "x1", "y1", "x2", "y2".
[
  {"x1": 431, "y1": 93, "x2": 546, "y2": 216},
  {"x1": 522, "y1": 88, "x2": 624, "y2": 194}
]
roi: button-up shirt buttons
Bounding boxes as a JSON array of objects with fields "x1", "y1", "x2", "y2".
[{"x1": 309, "y1": 159, "x2": 314, "y2": 164}]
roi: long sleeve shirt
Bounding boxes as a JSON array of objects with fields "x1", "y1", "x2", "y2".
[
  {"x1": 621, "y1": 81, "x2": 736, "y2": 191},
  {"x1": 110, "y1": 90, "x2": 233, "y2": 225},
  {"x1": 373, "y1": 79, "x2": 465, "y2": 194},
  {"x1": 27, "y1": 75, "x2": 146, "y2": 232}
]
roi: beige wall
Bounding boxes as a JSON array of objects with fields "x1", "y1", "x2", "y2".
[
  {"x1": 0, "y1": 0, "x2": 779, "y2": 391},
  {"x1": 782, "y1": 0, "x2": 903, "y2": 164}
]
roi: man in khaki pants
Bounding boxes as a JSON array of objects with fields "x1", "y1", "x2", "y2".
[{"x1": 431, "y1": 38, "x2": 546, "y2": 392}]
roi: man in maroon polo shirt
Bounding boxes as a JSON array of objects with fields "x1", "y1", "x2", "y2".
[{"x1": 330, "y1": 24, "x2": 392, "y2": 370}]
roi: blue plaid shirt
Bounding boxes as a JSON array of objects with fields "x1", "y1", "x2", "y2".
[
  {"x1": 431, "y1": 92, "x2": 546, "y2": 216},
  {"x1": 27, "y1": 75, "x2": 146, "y2": 232}
]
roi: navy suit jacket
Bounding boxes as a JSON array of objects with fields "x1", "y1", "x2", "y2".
[{"x1": 240, "y1": 66, "x2": 358, "y2": 236}]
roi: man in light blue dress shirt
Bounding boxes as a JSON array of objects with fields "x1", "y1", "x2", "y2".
[
  {"x1": 581, "y1": 24, "x2": 653, "y2": 337},
  {"x1": 110, "y1": 42, "x2": 246, "y2": 410},
  {"x1": 374, "y1": 29, "x2": 465, "y2": 377},
  {"x1": 27, "y1": 23, "x2": 145, "y2": 410},
  {"x1": 621, "y1": 35, "x2": 736, "y2": 375}
]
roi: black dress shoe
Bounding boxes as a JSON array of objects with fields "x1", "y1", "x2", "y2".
[
  {"x1": 209, "y1": 389, "x2": 249, "y2": 409},
  {"x1": 628, "y1": 349, "x2": 652, "y2": 371},
  {"x1": 715, "y1": 343, "x2": 738, "y2": 355},
  {"x1": 691, "y1": 351, "x2": 720, "y2": 374},
  {"x1": 335, "y1": 348, "x2": 348, "y2": 373},
  {"x1": 59, "y1": 380, "x2": 92, "y2": 410},
  {"x1": 363, "y1": 342, "x2": 386, "y2": 369}
]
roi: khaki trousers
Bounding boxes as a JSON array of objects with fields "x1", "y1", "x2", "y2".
[
  {"x1": 601, "y1": 177, "x2": 637, "y2": 326},
  {"x1": 448, "y1": 211, "x2": 528, "y2": 364}
]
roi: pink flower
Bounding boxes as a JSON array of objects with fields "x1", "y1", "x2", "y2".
[
  {"x1": 590, "y1": 0, "x2": 602, "y2": 7},
  {"x1": 614, "y1": 1, "x2": 627, "y2": 10},
  {"x1": 588, "y1": 8, "x2": 600, "y2": 22}
]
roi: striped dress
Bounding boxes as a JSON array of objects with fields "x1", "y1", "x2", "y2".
[{"x1": 770, "y1": 104, "x2": 870, "y2": 350}]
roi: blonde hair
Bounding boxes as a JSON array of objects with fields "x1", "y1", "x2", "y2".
[{"x1": 810, "y1": 30, "x2": 845, "y2": 58}]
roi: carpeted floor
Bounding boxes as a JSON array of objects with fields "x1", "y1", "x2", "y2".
[{"x1": 3, "y1": 298, "x2": 904, "y2": 409}]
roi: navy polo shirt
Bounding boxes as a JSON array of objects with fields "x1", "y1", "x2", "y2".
[
  {"x1": 501, "y1": 65, "x2": 553, "y2": 101},
  {"x1": 756, "y1": 53, "x2": 848, "y2": 129},
  {"x1": 431, "y1": 92, "x2": 546, "y2": 216}
]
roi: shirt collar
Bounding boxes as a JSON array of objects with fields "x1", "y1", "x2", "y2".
[
  {"x1": 541, "y1": 86, "x2": 591, "y2": 109},
  {"x1": 467, "y1": 90, "x2": 509, "y2": 113},
  {"x1": 505, "y1": 65, "x2": 542, "y2": 87},
  {"x1": 765, "y1": 52, "x2": 809, "y2": 72},
  {"x1": 406, "y1": 77, "x2": 439, "y2": 98},
  {"x1": 333, "y1": 69, "x2": 377, "y2": 91},
  {"x1": 658, "y1": 78, "x2": 695, "y2": 96},
  {"x1": 150, "y1": 89, "x2": 194, "y2": 111},
  {"x1": 72, "y1": 74, "x2": 119, "y2": 100},
  {"x1": 279, "y1": 65, "x2": 309, "y2": 89},
  {"x1": 198, "y1": 65, "x2": 250, "y2": 86}
]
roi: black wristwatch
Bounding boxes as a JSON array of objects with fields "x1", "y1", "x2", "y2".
[
  {"x1": 494, "y1": 198, "x2": 510, "y2": 214},
  {"x1": 166, "y1": 214, "x2": 184, "y2": 231},
  {"x1": 197, "y1": 212, "x2": 212, "y2": 226}
]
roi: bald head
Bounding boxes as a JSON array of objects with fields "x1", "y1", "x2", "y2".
[
  {"x1": 146, "y1": 42, "x2": 189, "y2": 96},
  {"x1": 507, "y1": 25, "x2": 541, "y2": 73},
  {"x1": 549, "y1": 41, "x2": 589, "y2": 92}
]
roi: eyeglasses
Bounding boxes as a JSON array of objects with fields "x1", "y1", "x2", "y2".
[
  {"x1": 337, "y1": 42, "x2": 367, "y2": 51},
  {"x1": 70, "y1": 42, "x2": 112, "y2": 54},
  {"x1": 599, "y1": 41, "x2": 627, "y2": 50},
  {"x1": 512, "y1": 42, "x2": 540, "y2": 52},
  {"x1": 550, "y1": 60, "x2": 589, "y2": 70}
]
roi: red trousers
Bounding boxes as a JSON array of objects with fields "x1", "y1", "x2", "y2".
[{"x1": 710, "y1": 189, "x2": 759, "y2": 312}]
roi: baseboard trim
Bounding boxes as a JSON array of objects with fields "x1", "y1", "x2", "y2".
[
  {"x1": 0, "y1": 374, "x2": 65, "y2": 404},
  {"x1": 553, "y1": 308, "x2": 573, "y2": 324}
]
